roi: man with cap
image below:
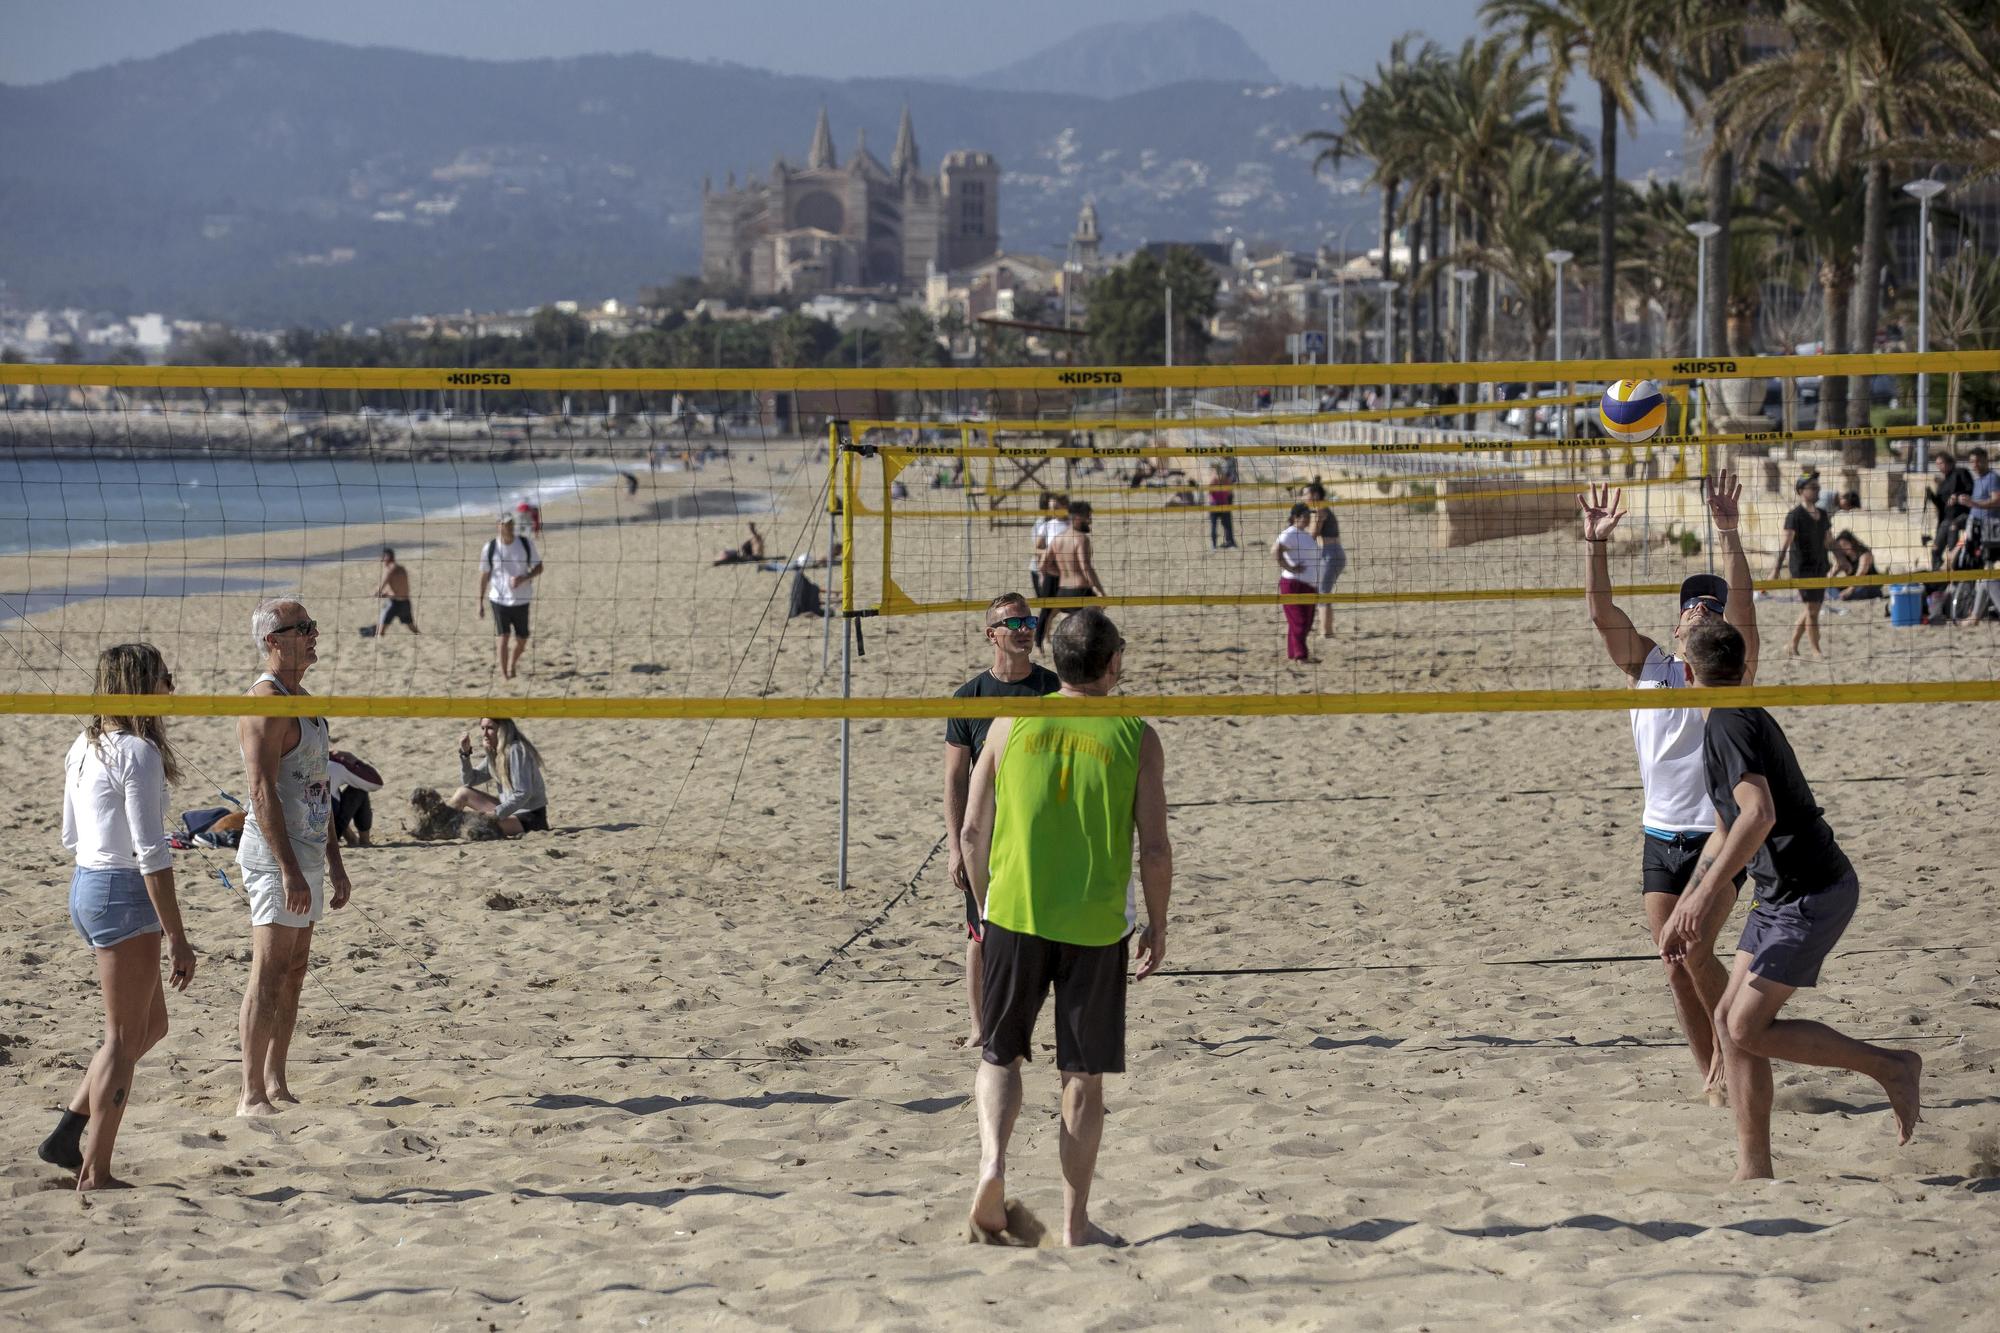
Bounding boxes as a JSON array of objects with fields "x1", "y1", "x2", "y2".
[
  {"x1": 1773, "y1": 475, "x2": 1833, "y2": 657},
  {"x1": 1578, "y1": 470, "x2": 1758, "y2": 1100},
  {"x1": 478, "y1": 511, "x2": 542, "y2": 681}
]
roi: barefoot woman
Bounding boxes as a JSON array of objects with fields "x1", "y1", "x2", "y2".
[{"x1": 40, "y1": 643, "x2": 197, "y2": 1190}]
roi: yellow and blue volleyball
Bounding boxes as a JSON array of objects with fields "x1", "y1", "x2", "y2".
[{"x1": 1599, "y1": 379, "x2": 1667, "y2": 443}]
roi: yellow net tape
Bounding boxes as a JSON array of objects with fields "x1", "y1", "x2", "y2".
[{"x1": 4, "y1": 679, "x2": 1994, "y2": 722}]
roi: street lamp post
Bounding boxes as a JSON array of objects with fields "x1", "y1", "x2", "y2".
[
  {"x1": 1686, "y1": 222, "x2": 1721, "y2": 441},
  {"x1": 1546, "y1": 248, "x2": 1573, "y2": 438},
  {"x1": 1377, "y1": 279, "x2": 1397, "y2": 410},
  {"x1": 1451, "y1": 267, "x2": 1477, "y2": 428},
  {"x1": 1903, "y1": 177, "x2": 1947, "y2": 471}
]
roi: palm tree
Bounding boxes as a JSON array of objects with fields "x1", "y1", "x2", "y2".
[
  {"x1": 1472, "y1": 141, "x2": 1597, "y2": 359},
  {"x1": 1484, "y1": 0, "x2": 1672, "y2": 358},
  {"x1": 1707, "y1": 0, "x2": 1992, "y2": 446},
  {"x1": 1304, "y1": 36, "x2": 1433, "y2": 349},
  {"x1": 1621, "y1": 180, "x2": 1702, "y2": 359},
  {"x1": 1755, "y1": 161, "x2": 1865, "y2": 430},
  {"x1": 1405, "y1": 36, "x2": 1571, "y2": 360}
]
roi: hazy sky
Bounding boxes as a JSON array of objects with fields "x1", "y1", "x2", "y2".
[{"x1": 1, "y1": 0, "x2": 1492, "y2": 90}]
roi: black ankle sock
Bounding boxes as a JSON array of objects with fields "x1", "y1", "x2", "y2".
[{"x1": 37, "y1": 1109, "x2": 88, "y2": 1170}]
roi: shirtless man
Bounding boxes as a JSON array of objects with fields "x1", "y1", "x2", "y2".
[
  {"x1": 235, "y1": 599, "x2": 350, "y2": 1116},
  {"x1": 373, "y1": 548, "x2": 418, "y2": 637},
  {"x1": 1664, "y1": 620, "x2": 1922, "y2": 1178},
  {"x1": 1580, "y1": 471, "x2": 1757, "y2": 1099},
  {"x1": 1041, "y1": 500, "x2": 1106, "y2": 641}
]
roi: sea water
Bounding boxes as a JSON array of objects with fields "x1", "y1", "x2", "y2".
[{"x1": 0, "y1": 455, "x2": 624, "y2": 556}]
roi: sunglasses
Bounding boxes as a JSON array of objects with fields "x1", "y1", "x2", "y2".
[
  {"x1": 988, "y1": 614, "x2": 1039, "y2": 631},
  {"x1": 1680, "y1": 596, "x2": 1724, "y2": 614},
  {"x1": 272, "y1": 619, "x2": 319, "y2": 638}
]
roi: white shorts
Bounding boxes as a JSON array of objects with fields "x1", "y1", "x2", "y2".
[{"x1": 242, "y1": 863, "x2": 326, "y2": 929}]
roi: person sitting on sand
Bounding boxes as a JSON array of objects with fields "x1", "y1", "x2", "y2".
[
  {"x1": 958, "y1": 609, "x2": 1171, "y2": 1247},
  {"x1": 712, "y1": 522, "x2": 766, "y2": 566},
  {"x1": 1661, "y1": 621, "x2": 1923, "y2": 1180},
  {"x1": 448, "y1": 717, "x2": 549, "y2": 836},
  {"x1": 1830, "y1": 531, "x2": 1883, "y2": 601},
  {"x1": 41, "y1": 643, "x2": 198, "y2": 1190}
]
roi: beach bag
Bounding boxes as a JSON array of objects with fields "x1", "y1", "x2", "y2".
[{"x1": 182, "y1": 807, "x2": 244, "y2": 849}]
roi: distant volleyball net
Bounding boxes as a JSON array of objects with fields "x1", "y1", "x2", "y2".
[{"x1": 2, "y1": 353, "x2": 1998, "y2": 720}]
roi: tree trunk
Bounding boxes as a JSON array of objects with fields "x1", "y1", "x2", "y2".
[
  {"x1": 1404, "y1": 191, "x2": 1422, "y2": 365},
  {"x1": 1379, "y1": 178, "x2": 1399, "y2": 286},
  {"x1": 1426, "y1": 184, "x2": 1444, "y2": 363},
  {"x1": 1845, "y1": 159, "x2": 1889, "y2": 469},
  {"x1": 1598, "y1": 82, "x2": 1619, "y2": 359},
  {"x1": 1821, "y1": 263, "x2": 1851, "y2": 436},
  {"x1": 1705, "y1": 147, "x2": 1733, "y2": 355}
]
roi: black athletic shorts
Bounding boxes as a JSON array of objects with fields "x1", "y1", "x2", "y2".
[
  {"x1": 491, "y1": 602, "x2": 532, "y2": 637},
  {"x1": 979, "y1": 921, "x2": 1127, "y2": 1075},
  {"x1": 515, "y1": 806, "x2": 549, "y2": 834},
  {"x1": 379, "y1": 598, "x2": 415, "y2": 627},
  {"x1": 963, "y1": 887, "x2": 983, "y2": 942},
  {"x1": 1641, "y1": 830, "x2": 1748, "y2": 896}
]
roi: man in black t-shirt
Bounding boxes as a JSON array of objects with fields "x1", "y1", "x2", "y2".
[
  {"x1": 1662, "y1": 622, "x2": 1923, "y2": 1180},
  {"x1": 1772, "y1": 476, "x2": 1833, "y2": 659},
  {"x1": 944, "y1": 592, "x2": 1061, "y2": 1047}
]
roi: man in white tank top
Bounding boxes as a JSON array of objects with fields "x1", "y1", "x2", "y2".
[
  {"x1": 1580, "y1": 471, "x2": 1758, "y2": 1098},
  {"x1": 234, "y1": 598, "x2": 352, "y2": 1117}
]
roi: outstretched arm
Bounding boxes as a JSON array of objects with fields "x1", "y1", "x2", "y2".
[
  {"x1": 1706, "y1": 469, "x2": 1760, "y2": 685},
  {"x1": 1578, "y1": 483, "x2": 1654, "y2": 681}
]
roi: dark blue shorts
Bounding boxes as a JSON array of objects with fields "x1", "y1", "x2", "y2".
[
  {"x1": 1642, "y1": 830, "x2": 1749, "y2": 896},
  {"x1": 69, "y1": 866, "x2": 161, "y2": 950},
  {"x1": 1738, "y1": 869, "x2": 1859, "y2": 988}
]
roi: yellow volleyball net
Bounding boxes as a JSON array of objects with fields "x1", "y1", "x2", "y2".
[{"x1": 2, "y1": 353, "x2": 1998, "y2": 723}]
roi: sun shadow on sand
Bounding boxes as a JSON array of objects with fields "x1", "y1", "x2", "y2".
[
  {"x1": 1137, "y1": 1213, "x2": 1834, "y2": 1247},
  {"x1": 521, "y1": 1091, "x2": 969, "y2": 1116},
  {"x1": 354, "y1": 1183, "x2": 782, "y2": 1209}
]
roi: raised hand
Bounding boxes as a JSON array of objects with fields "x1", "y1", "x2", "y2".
[
  {"x1": 1704, "y1": 469, "x2": 1743, "y2": 531},
  {"x1": 1577, "y1": 483, "x2": 1627, "y2": 542}
]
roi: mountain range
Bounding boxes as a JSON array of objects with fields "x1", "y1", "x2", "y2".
[{"x1": 0, "y1": 15, "x2": 1679, "y2": 330}]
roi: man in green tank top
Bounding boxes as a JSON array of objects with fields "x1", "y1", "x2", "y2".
[{"x1": 959, "y1": 608, "x2": 1172, "y2": 1247}]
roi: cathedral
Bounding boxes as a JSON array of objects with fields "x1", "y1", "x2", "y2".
[{"x1": 701, "y1": 107, "x2": 1000, "y2": 296}]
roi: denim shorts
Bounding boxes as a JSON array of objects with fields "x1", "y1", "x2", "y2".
[{"x1": 69, "y1": 866, "x2": 162, "y2": 950}]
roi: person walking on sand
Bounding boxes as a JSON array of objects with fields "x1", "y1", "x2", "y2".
[
  {"x1": 235, "y1": 599, "x2": 351, "y2": 1117},
  {"x1": 1580, "y1": 471, "x2": 1758, "y2": 1100},
  {"x1": 945, "y1": 593, "x2": 1061, "y2": 1048},
  {"x1": 373, "y1": 548, "x2": 418, "y2": 637},
  {"x1": 1663, "y1": 620, "x2": 1922, "y2": 1179},
  {"x1": 959, "y1": 608, "x2": 1171, "y2": 1247},
  {"x1": 1273, "y1": 502, "x2": 1320, "y2": 663},
  {"x1": 479, "y1": 512, "x2": 542, "y2": 680},
  {"x1": 39, "y1": 643, "x2": 198, "y2": 1190},
  {"x1": 1772, "y1": 476, "x2": 1832, "y2": 657}
]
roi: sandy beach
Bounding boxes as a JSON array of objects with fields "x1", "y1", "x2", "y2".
[{"x1": 2, "y1": 440, "x2": 1997, "y2": 1329}]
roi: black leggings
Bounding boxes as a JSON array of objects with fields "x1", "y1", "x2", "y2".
[
  {"x1": 333, "y1": 787, "x2": 372, "y2": 839},
  {"x1": 1032, "y1": 571, "x2": 1059, "y2": 646}
]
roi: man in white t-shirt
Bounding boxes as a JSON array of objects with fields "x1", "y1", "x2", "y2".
[
  {"x1": 1579, "y1": 469, "x2": 1758, "y2": 1099},
  {"x1": 478, "y1": 511, "x2": 543, "y2": 681}
]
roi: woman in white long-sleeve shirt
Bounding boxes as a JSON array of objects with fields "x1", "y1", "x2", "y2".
[
  {"x1": 40, "y1": 643, "x2": 196, "y2": 1191},
  {"x1": 448, "y1": 716, "x2": 550, "y2": 835}
]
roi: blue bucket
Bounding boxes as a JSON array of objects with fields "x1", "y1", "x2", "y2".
[{"x1": 1888, "y1": 584, "x2": 1923, "y2": 627}]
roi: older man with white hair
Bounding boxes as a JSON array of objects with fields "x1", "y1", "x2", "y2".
[{"x1": 234, "y1": 598, "x2": 350, "y2": 1116}]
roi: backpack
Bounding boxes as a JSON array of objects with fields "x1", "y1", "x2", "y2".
[{"x1": 482, "y1": 535, "x2": 535, "y2": 570}]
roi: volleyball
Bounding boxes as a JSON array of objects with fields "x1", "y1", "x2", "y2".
[{"x1": 1599, "y1": 378, "x2": 1668, "y2": 442}]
